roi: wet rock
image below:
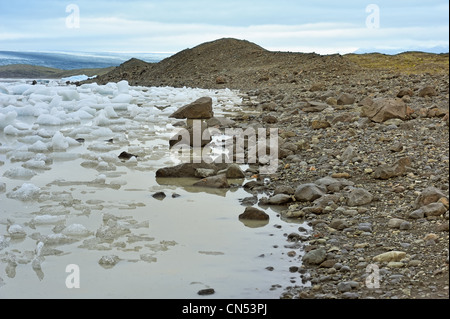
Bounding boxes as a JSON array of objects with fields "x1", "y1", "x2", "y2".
[
  {"x1": 373, "y1": 251, "x2": 406, "y2": 263},
  {"x1": 346, "y1": 188, "x2": 373, "y2": 206},
  {"x1": 198, "y1": 288, "x2": 215, "y2": 296},
  {"x1": 415, "y1": 187, "x2": 448, "y2": 208},
  {"x1": 302, "y1": 247, "x2": 327, "y2": 265},
  {"x1": 169, "y1": 97, "x2": 214, "y2": 119},
  {"x1": 152, "y1": 192, "x2": 166, "y2": 200},
  {"x1": 225, "y1": 164, "x2": 245, "y2": 178},
  {"x1": 373, "y1": 157, "x2": 411, "y2": 180},
  {"x1": 156, "y1": 163, "x2": 226, "y2": 178},
  {"x1": 362, "y1": 98, "x2": 409, "y2": 123},
  {"x1": 268, "y1": 194, "x2": 292, "y2": 205},
  {"x1": 193, "y1": 174, "x2": 229, "y2": 188},
  {"x1": 118, "y1": 151, "x2": 138, "y2": 160},
  {"x1": 195, "y1": 168, "x2": 216, "y2": 178},
  {"x1": 98, "y1": 255, "x2": 120, "y2": 268},
  {"x1": 239, "y1": 207, "x2": 269, "y2": 221}
]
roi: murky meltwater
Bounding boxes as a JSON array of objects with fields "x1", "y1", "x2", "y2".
[{"x1": 0, "y1": 80, "x2": 310, "y2": 299}]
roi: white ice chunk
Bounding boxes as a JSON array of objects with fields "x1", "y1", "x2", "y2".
[
  {"x1": 3, "y1": 167, "x2": 37, "y2": 179},
  {"x1": 36, "y1": 114, "x2": 62, "y2": 126},
  {"x1": 7, "y1": 224, "x2": 27, "y2": 239},
  {"x1": 58, "y1": 89, "x2": 80, "y2": 101},
  {"x1": 32, "y1": 215, "x2": 66, "y2": 225},
  {"x1": 111, "y1": 94, "x2": 132, "y2": 104},
  {"x1": 7, "y1": 183, "x2": 40, "y2": 201},
  {"x1": 62, "y1": 224, "x2": 92, "y2": 237},
  {"x1": 91, "y1": 127, "x2": 114, "y2": 137},
  {"x1": 104, "y1": 105, "x2": 118, "y2": 118},
  {"x1": 28, "y1": 140, "x2": 50, "y2": 152},
  {"x1": 51, "y1": 131, "x2": 69, "y2": 150},
  {"x1": 0, "y1": 182, "x2": 6, "y2": 193},
  {"x1": 117, "y1": 80, "x2": 129, "y2": 94},
  {"x1": 0, "y1": 111, "x2": 17, "y2": 130},
  {"x1": 22, "y1": 159, "x2": 49, "y2": 170}
]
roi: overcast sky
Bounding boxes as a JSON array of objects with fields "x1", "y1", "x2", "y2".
[{"x1": 0, "y1": 0, "x2": 448, "y2": 54}]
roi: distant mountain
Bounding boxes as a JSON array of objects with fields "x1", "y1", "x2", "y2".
[
  {"x1": 0, "y1": 51, "x2": 172, "y2": 70},
  {"x1": 0, "y1": 64, "x2": 115, "y2": 79},
  {"x1": 354, "y1": 45, "x2": 449, "y2": 55}
]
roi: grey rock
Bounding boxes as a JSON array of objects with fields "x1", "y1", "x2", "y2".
[
  {"x1": 268, "y1": 194, "x2": 292, "y2": 205},
  {"x1": 194, "y1": 168, "x2": 216, "y2": 178},
  {"x1": 409, "y1": 209, "x2": 424, "y2": 219},
  {"x1": 341, "y1": 146, "x2": 357, "y2": 162},
  {"x1": 388, "y1": 218, "x2": 405, "y2": 229},
  {"x1": 373, "y1": 157, "x2": 412, "y2": 180},
  {"x1": 337, "y1": 93, "x2": 355, "y2": 105},
  {"x1": 399, "y1": 221, "x2": 412, "y2": 230},
  {"x1": 239, "y1": 207, "x2": 269, "y2": 221},
  {"x1": 193, "y1": 174, "x2": 229, "y2": 189},
  {"x1": 273, "y1": 185, "x2": 295, "y2": 195},
  {"x1": 347, "y1": 188, "x2": 373, "y2": 206},
  {"x1": 295, "y1": 183, "x2": 326, "y2": 202},
  {"x1": 226, "y1": 164, "x2": 245, "y2": 179},
  {"x1": 337, "y1": 281, "x2": 359, "y2": 293},
  {"x1": 415, "y1": 187, "x2": 447, "y2": 208},
  {"x1": 421, "y1": 202, "x2": 447, "y2": 217},
  {"x1": 302, "y1": 248, "x2": 327, "y2": 265}
]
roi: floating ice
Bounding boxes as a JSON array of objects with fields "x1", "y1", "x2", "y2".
[
  {"x1": 62, "y1": 224, "x2": 92, "y2": 237},
  {"x1": 22, "y1": 159, "x2": 50, "y2": 170},
  {"x1": 32, "y1": 215, "x2": 66, "y2": 225},
  {"x1": 28, "y1": 140, "x2": 50, "y2": 152},
  {"x1": 7, "y1": 183, "x2": 41, "y2": 201},
  {"x1": 3, "y1": 167, "x2": 37, "y2": 180},
  {"x1": 60, "y1": 74, "x2": 94, "y2": 82},
  {"x1": 36, "y1": 114, "x2": 62, "y2": 126},
  {"x1": 117, "y1": 80, "x2": 129, "y2": 94},
  {"x1": 58, "y1": 89, "x2": 80, "y2": 101},
  {"x1": 7, "y1": 224, "x2": 27, "y2": 239},
  {"x1": 111, "y1": 94, "x2": 132, "y2": 104},
  {"x1": 51, "y1": 131, "x2": 69, "y2": 150},
  {"x1": 0, "y1": 112, "x2": 18, "y2": 130},
  {"x1": 0, "y1": 182, "x2": 6, "y2": 192}
]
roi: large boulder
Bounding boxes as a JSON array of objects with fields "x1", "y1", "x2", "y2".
[
  {"x1": 239, "y1": 207, "x2": 269, "y2": 221},
  {"x1": 362, "y1": 98, "x2": 410, "y2": 123},
  {"x1": 347, "y1": 188, "x2": 373, "y2": 206},
  {"x1": 169, "y1": 97, "x2": 214, "y2": 119},
  {"x1": 155, "y1": 163, "x2": 227, "y2": 178},
  {"x1": 193, "y1": 174, "x2": 229, "y2": 188},
  {"x1": 294, "y1": 184, "x2": 326, "y2": 202},
  {"x1": 373, "y1": 157, "x2": 411, "y2": 180},
  {"x1": 415, "y1": 187, "x2": 448, "y2": 209}
]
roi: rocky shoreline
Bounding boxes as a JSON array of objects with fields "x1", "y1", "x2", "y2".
[{"x1": 86, "y1": 38, "x2": 449, "y2": 299}]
